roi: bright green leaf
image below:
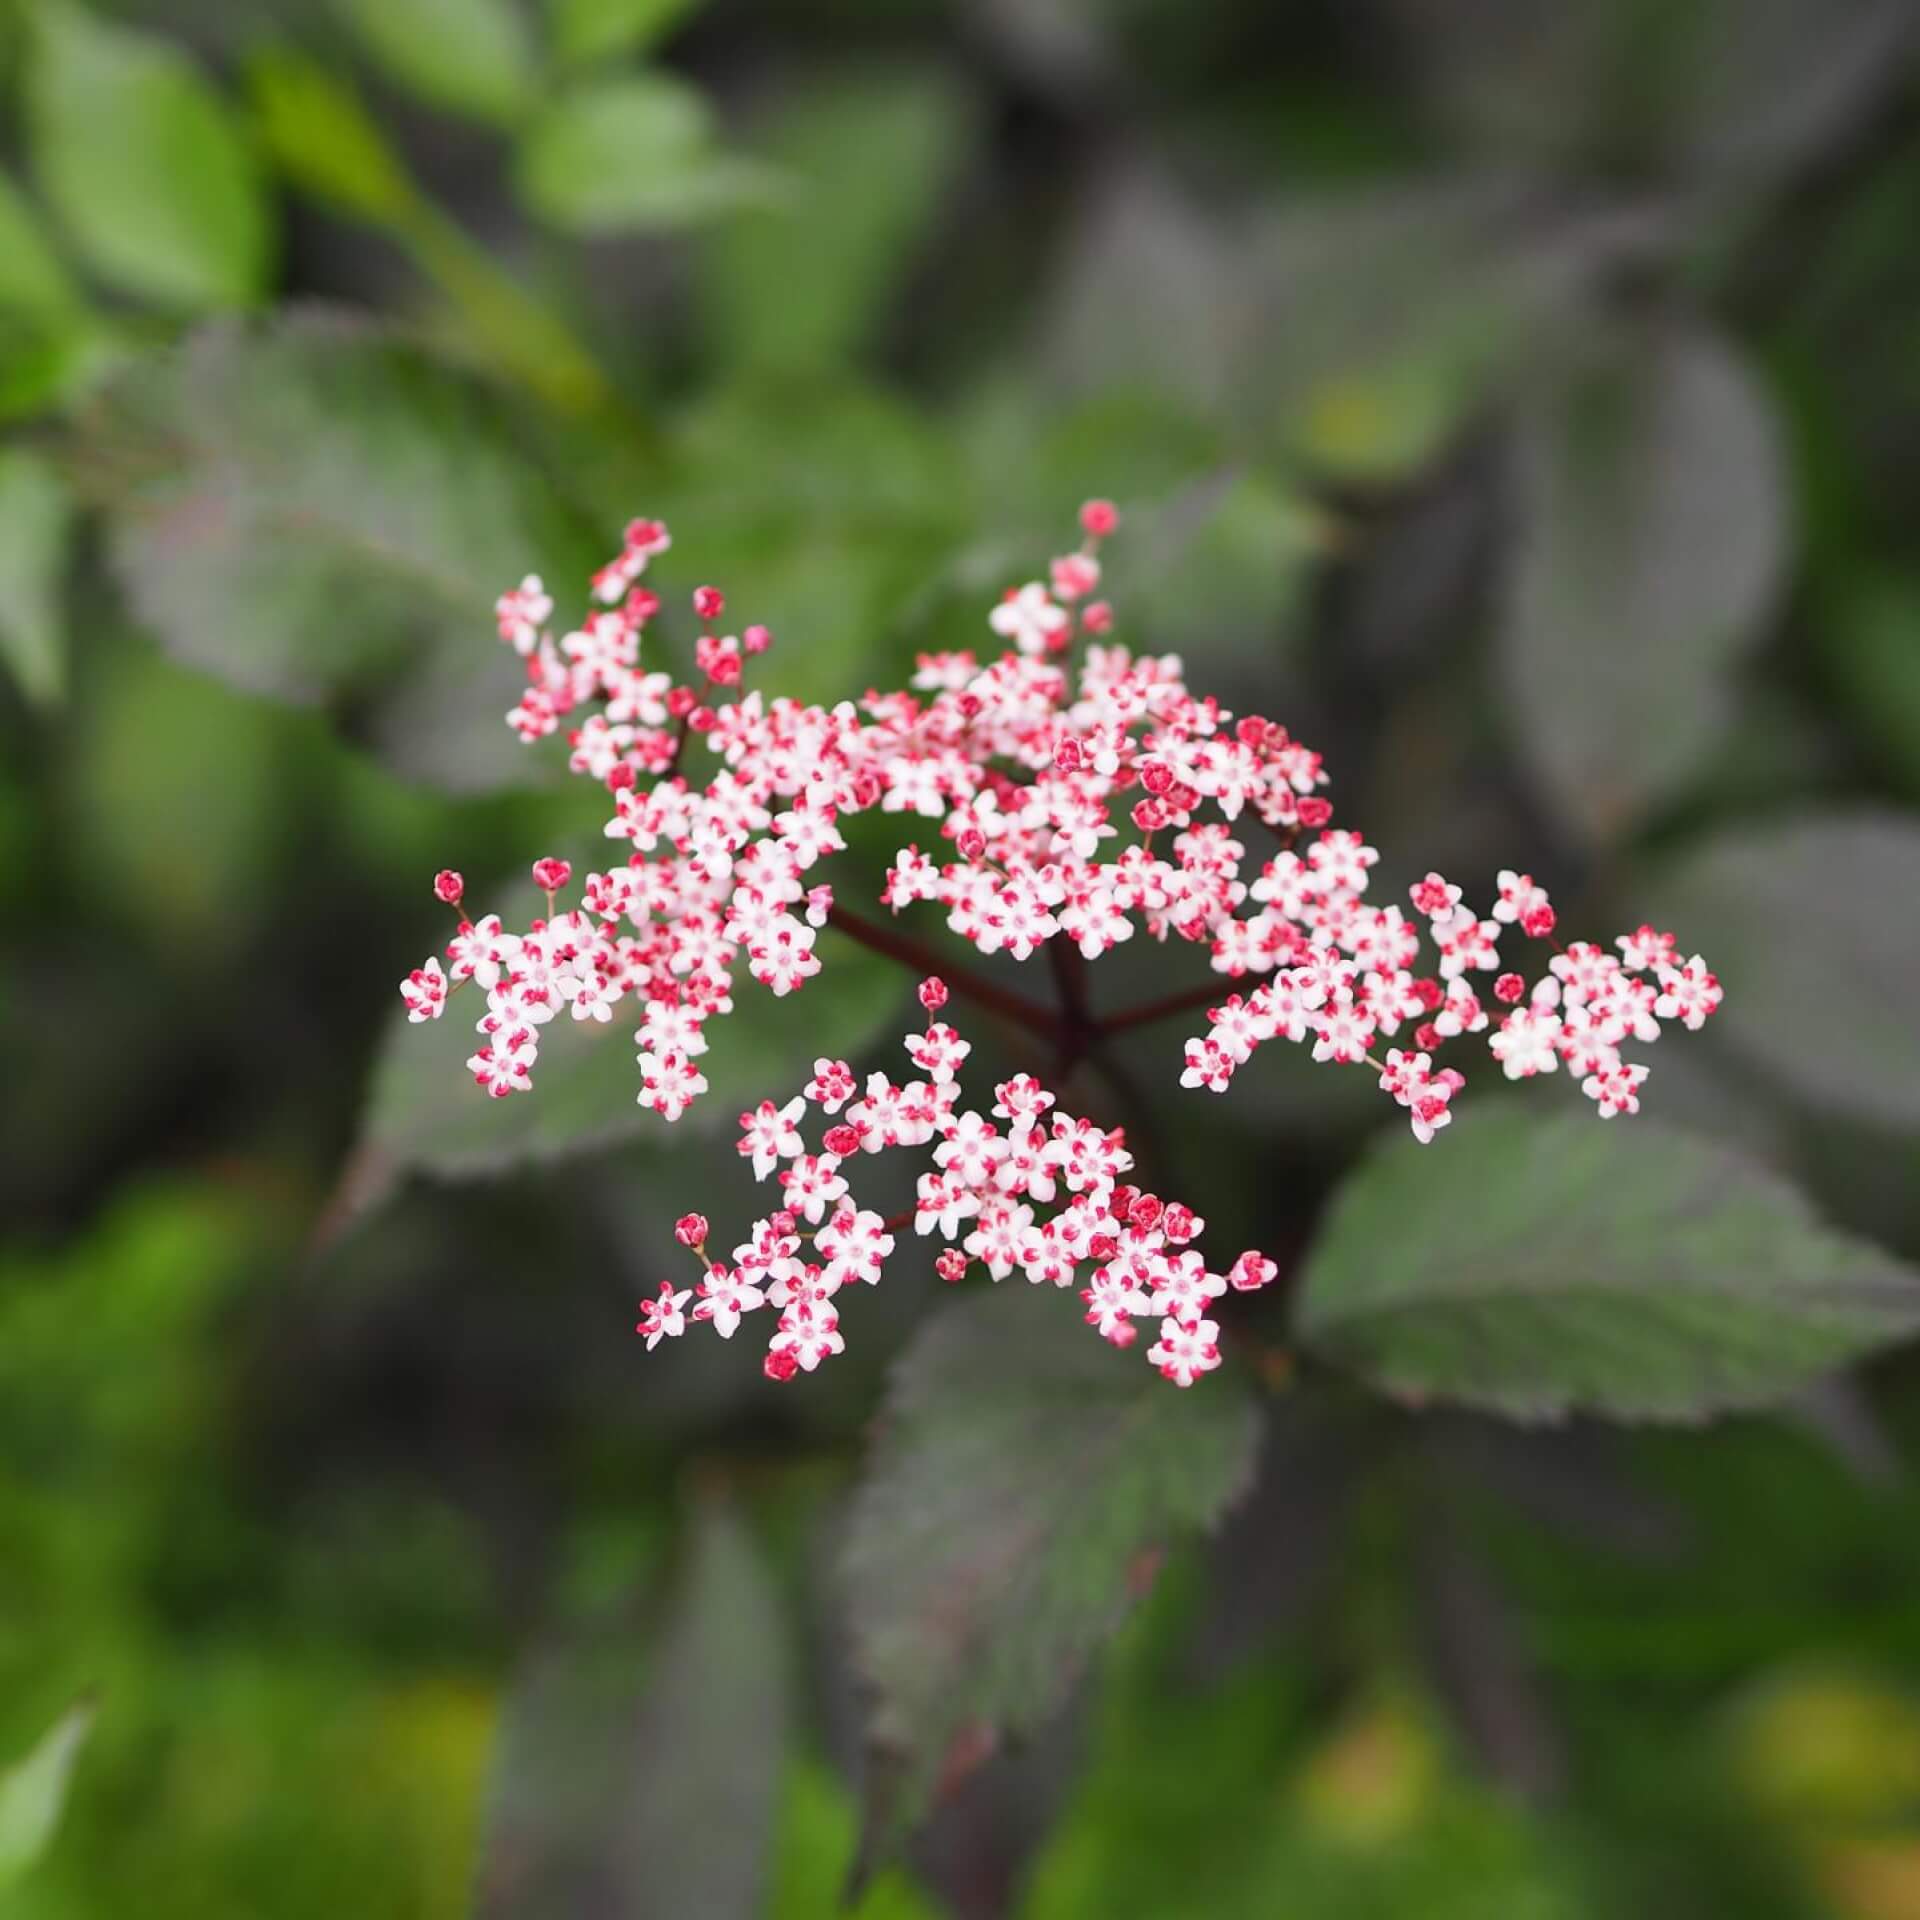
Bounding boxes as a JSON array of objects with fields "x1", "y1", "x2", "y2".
[
  {"x1": 698, "y1": 66, "x2": 970, "y2": 370},
  {"x1": 843, "y1": 1288, "x2": 1260, "y2": 1853},
  {"x1": 549, "y1": 0, "x2": 701, "y2": 66},
  {"x1": 1640, "y1": 812, "x2": 1920, "y2": 1130},
  {"x1": 0, "y1": 1700, "x2": 95, "y2": 1888},
  {"x1": 1498, "y1": 321, "x2": 1790, "y2": 843},
  {"x1": 0, "y1": 165, "x2": 81, "y2": 320},
  {"x1": 247, "y1": 44, "x2": 417, "y2": 225},
  {"x1": 27, "y1": 0, "x2": 272, "y2": 310},
  {"x1": 475, "y1": 1502, "x2": 786, "y2": 1919},
  {"x1": 1298, "y1": 1111, "x2": 1920, "y2": 1422},
  {"x1": 82, "y1": 311, "x2": 603, "y2": 791},
  {"x1": 0, "y1": 447, "x2": 74, "y2": 703},
  {"x1": 334, "y1": 0, "x2": 534, "y2": 128},
  {"x1": 515, "y1": 73, "x2": 781, "y2": 233},
  {"x1": 361, "y1": 910, "x2": 903, "y2": 1182}
]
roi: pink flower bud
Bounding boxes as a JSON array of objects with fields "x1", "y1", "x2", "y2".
[
  {"x1": 1494, "y1": 972, "x2": 1526, "y2": 1004},
  {"x1": 957, "y1": 829, "x2": 987, "y2": 861},
  {"x1": 763, "y1": 1348, "x2": 799, "y2": 1382},
  {"x1": 531, "y1": 857, "x2": 572, "y2": 893},
  {"x1": 433, "y1": 869, "x2": 465, "y2": 905},
  {"x1": 674, "y1": 1212, "x2": 708, "y2": 1248},
  {"x1": 918, "y1": 976, "x2": 949, "y2": 1012},
  {"x1": 1230, "y1": 1251, "x2": 1277, "y2": 1292},
  {"x1": 823, "y1": 1124, "x2": 863, "y2": 1156},
  {"x1": 1522, "y1": 904, "x2": 1558, "y2": 939},
  {"x1": 1298, "y1": 796, "x2": 1333, "y2": 828},
  {"x1": 1162, "y1": 1202, "x2": 1197, "y2": 1243},
  {"x1": 935, "y1": 1249, "x2": 969, "y2": 1283},
  {"x1": 742, "y1": 623, "x2": 772, "y2": 654},
  {"x1": 1080, "y1": 498, "x2": 1119, "y2": 538},
  {"x1": 1081, "y1": 600, "x2": 1114, "y2": 633},
  {"x1": 692, "y1": 585, "x2": 725, "y2": 622}
]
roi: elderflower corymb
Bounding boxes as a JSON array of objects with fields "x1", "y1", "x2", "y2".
[{"x1": 399, "y1": 498, "x2": 1722, "y2": 1385}]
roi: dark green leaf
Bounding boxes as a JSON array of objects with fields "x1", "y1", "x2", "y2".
[
  {"x1": 1818, "y1": 571, "x2": 1920, "y2": 801},
  {"x1": 0, "y1": 447, "x2": 74, "y2": 704},
  {"x1": 1640, "y1": 811, "x2": 1920, "y2": 1130},
  {"x1": 0, "y1": 1700, "x2": 94, "y2": 1889},
  {"x1": 362, "y1": 924, "x2": 904, "y2": 1182},
  {"x1": 515, "y1": 75, "x2": 783, "y2": 234},
  {"x1": 476, "y1": 1502, "x2": 787, "y2": 1920},
  {"x1": 27, "y1": 0, "x2": 272, "y2": 310},
  {"x1": 698, "y1": 66, "x2": 970, "y2": 370},
  {"x1": 549, "y1": 0, "x2": 702, "y2": 66},
  {"x1": 658, "y1": 375, "x2": 965, "y2": 707},
  {"x1": 1391, "y1": 0, "x2": 1913, "y2": 185},
  {"x1": 334, "y1": 0, "x2": 534, "y2": 128},
  {"x1": 843, "y1": 1288, "x2": 1260, "y2": 1851},
  {"x1": 1498, "y1": 321, "x2": 1790, "y2": 842},
  {"x1": 82, "y1": 311, "x2": 602, "y2": 791},
  {"x1": 1298, "y1": 1111, "x2": 1920, "y2": 1422}
]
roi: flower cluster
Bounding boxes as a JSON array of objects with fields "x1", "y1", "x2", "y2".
[
  {"x1": 635, "y1": 978, "x2": 1275, "y2": 1386},
  {"x1": 399, "y1": 496, "x2": 1722, "y2": 1383}
]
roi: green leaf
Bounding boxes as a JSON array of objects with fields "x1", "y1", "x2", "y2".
[
  {"x1": 26, "y1": 0, "x2": 272, "y2": 310},
  {"x1": 549, "y1": 0, "x2": 701, "y2": 66},
  {"x1": 475, "y1": 1502, "x2": 786, "y2": 1919},
  {"x1": 82, "y1": 311, "x2": 603, "y2": 791},
  {"x1": 247, "y1": 45, "x2": 418, "y2": 225},
  {"x1": 843, "y1": 1288, "x2": 1260, "y2": 1852},
  {"x1": 334, "y1": 0, "x2": 534, "y2": 128},
  {"x1": 0, "y1": 165, "x2": 81, "y2": 320},
  {"x1": 697, "y1": 66, "x2": 970, "y2": 370},
  {"x1": 0, "y1": 1700, "x2": 95, "y2": 1889},
  {"x1": 514, "y1": 73, "x2": 781, "y2": 234},
  {"x1": 361, "y1": 922, "x2": 904, "y2": 1183},
  {"x1": 658, "y1": 375, "x2": 965, "y2": 707},
  {"x1": 1297, "y1": 1111, "x2": 1920, "y2": 1423},
  {"x1": 1498, "y1": 321, "x2": 1790, "y2": 843},
  {"x1": 1818, "y1": 570, "x2": 1920, "y2": 801},
  {"x1": 1639, "y1": 812, "x2": 1920, "y2": 1130},
  {"x1": 0, "y1": 448, "x2": 74, "y2": 704}
]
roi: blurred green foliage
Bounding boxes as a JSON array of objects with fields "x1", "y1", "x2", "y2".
[{"x1": 6, "y1": 0, "x2": 1920, "y2": 1914}]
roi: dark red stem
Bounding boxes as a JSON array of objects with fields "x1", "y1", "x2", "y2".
[
  {"x1": 1100, "y1": 976, "x2": 1224, "y2": 1037},
  {"x1": 825, "y1": 902, "x2": 1063, "y2": 1045}
]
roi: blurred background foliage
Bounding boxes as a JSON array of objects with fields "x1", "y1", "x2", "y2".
[{"x1": 5, "y1": 0, "x2": 1920, "y2": 1913}]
